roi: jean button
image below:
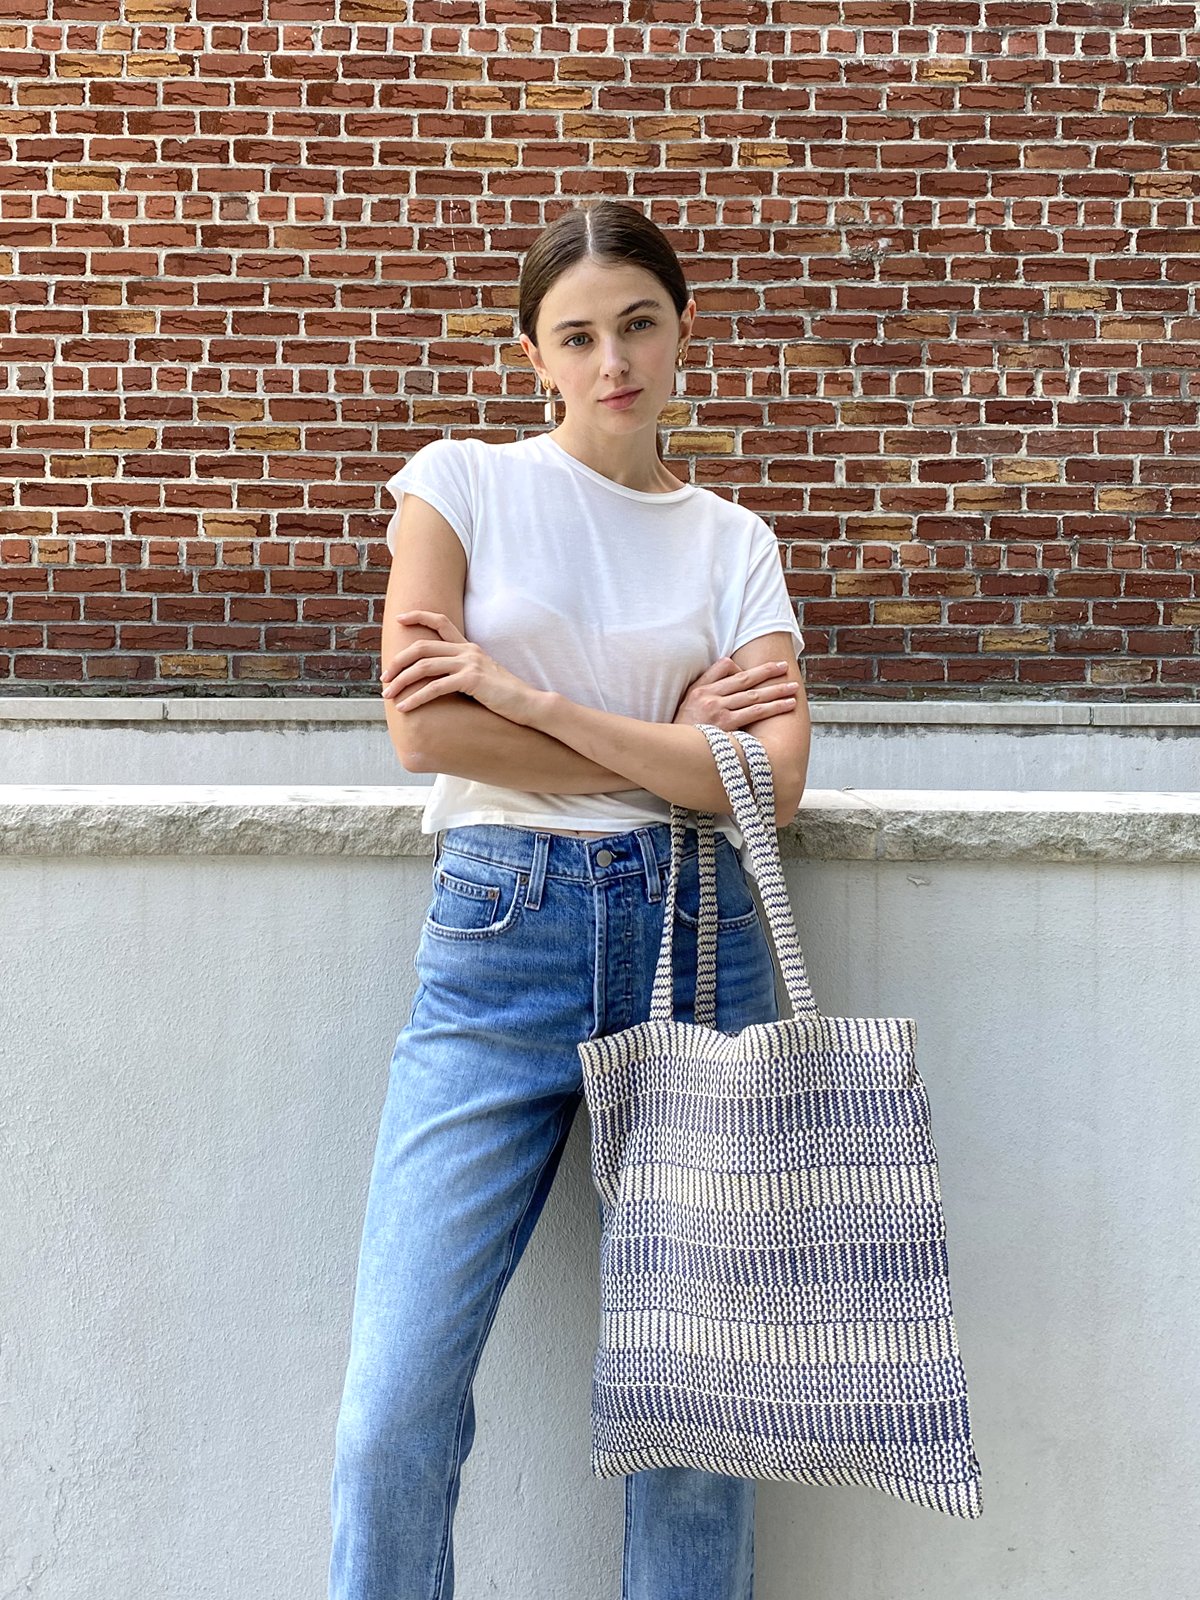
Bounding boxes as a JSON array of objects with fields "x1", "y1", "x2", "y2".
[{"x1": 595, "y1": 848, "x2": 614, "y2": 866}]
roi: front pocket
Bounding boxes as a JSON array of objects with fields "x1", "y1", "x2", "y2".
[
  {"x1": 424, "y1": 856, "x2": 526, "y2": 941},
  {"x1": 670, "y1": 842, "x2": 761, "y2": 932}
]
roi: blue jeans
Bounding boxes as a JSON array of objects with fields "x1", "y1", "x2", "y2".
[{"x1": 329, "y1": 821, "x2": 780, "y2": 1600}]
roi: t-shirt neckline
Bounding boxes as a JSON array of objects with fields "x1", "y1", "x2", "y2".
[{"x1": 541, "y1": 433, "x2": 696, "y2": 503}]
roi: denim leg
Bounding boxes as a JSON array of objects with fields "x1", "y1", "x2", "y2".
[
  {"x1": 329, "y1": 823, "x2": 781, "y2": 1600},
  {"x1": 623, "y1": 1471, "x2": 755, "y2": 1600},
  {"x1": 328, "y1": 927, "x2": 588, "y2": 1600}
]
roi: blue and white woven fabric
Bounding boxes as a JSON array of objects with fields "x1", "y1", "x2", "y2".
[{"x1": 578, "y1": 723, "x2": 984, "y2": 1519}]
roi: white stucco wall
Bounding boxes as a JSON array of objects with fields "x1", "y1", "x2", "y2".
[{"x1": 1, "y1": 784, "x2": 1198, "y2": 1599}]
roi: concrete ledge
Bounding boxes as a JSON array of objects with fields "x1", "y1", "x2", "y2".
[
  {"x1": 1, "y1": 696, "x2": 1199, "y2": 729},
  {"x1": 1, "y1": 785, "x2": 1196, "y2": 862}
]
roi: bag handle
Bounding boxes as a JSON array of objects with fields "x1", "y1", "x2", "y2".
[
  {"x1": 649, "y1": 722, "x2": 820, "y2": 1024},
  {"x1": 689, "y1": 735, "x2": 777, "y2": 1028}
]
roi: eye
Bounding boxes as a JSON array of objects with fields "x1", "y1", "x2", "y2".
[{"x1": 564, "y1": 318, "x2": 655, "y2": 348}]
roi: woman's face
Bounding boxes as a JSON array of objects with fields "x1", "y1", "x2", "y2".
[{"x1": 522, "y1": 258, "x2": 695, "y2": 435}]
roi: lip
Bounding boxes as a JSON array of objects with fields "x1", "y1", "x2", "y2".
[{"x1": 599, "y1": 388, "x2": 642, "y2": 407}]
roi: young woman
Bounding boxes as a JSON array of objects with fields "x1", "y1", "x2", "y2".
[{"x1": 329, "y1": 200, "x2": 810, "y2": 1600}]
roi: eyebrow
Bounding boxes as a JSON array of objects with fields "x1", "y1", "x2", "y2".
[{"x1": 549, "y1": 298, "x2": 663, "y2": 334}]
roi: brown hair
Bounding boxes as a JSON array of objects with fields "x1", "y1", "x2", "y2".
[{"x1": 518, "y1": 200, "x2": 690, "y2": 464}]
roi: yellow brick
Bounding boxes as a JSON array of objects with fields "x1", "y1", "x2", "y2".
[
  {"x1": 1133, "y1": 173, "x2": 1197, "y2": 198},
  {"x1": 526, "y1": 86, "x2": 593, "y2": 109},
  {"x1": 234, "y1": 428, "x2": 300, "y2": 451},
  {"x1": 639, "y1": 117, "x2": 703, "y2": 139},
  {"x1": 235, "y1": 655, "x2": 300, "y2": 679},
  {"x1": 1168, "y1": 604, "x2": 1200, "y2": 625},
  {"x1": 875, "y1": 602, "x2": 941, "y2": 624},
  {"x1": 668, "y1": 430, "x2": 736, "y2": 454},
  {"x1": 982, "y1": 629, "x2": 1050, "y2": 652},
  {"x1": 1048, "y1": 287, "x2": 1112, "y2": 311},
  {"x1": 200, "y1": 517, "x2": 264, "y2": 539},
  {"x1": 51, "y1": 455, "x2": 117, "y2": 478},
  {"x1": 458, "y1": 87, "x2": 511, "y2": 111},
  {"x1": 92, "y1": 312, "x2": 157, "y2": 332},
  {"x1": 34, "y1": 540, "x2": 72, "y2": 564},
  {"x1": 786, "y1": 344, "x2": 847, "y2": 367},
  {"x1": 450, "y1": 142, "x2": 518, "y2": 168},
  {"x1": 834, "y1": 574, "x2": 906, "y2": 596},
  {"x1": 742, "y1": 142, "x2": 791, "y2": 167},
  {"x1": 127, "y1": 53, "x2": 192, "y2": 77},
  {"x1": 341, "y1": 0, "x2": 407, "y2": 16},
  {"x1": 846, "y1": 518, "x2": 913, "y2": 540},
  {"x1": 90, "y1": 427, "x2": 157, "y2": 449},
  {"x1": 1092, "y1": 661, "x2": 1155, "y2": 684},
  {"x1": 1102, "y1": 91, "x2": 1169, "y2": 113},
  {"x1": 56, "y1": 54, "x2": 122, "y2": 77},
  {"x1": 994, "y1": 458, "x2": 1061, "y2": 483},
  {"x1": 124, "y1": 0, "x2": 191, "y2": 18},
  {"x1": 52, "y1": 168, "x2": 122, "y2": 192},
  {"x1": 160, "y1": 654, "x2": 229, "y2": 678},
  {"x1": 918, "y1": 58, "x2": 972, "y2": 81},
  {"x1": 1098, "y1": 318, "x2": 1163, "y2": 340},
  {"x1": 447, "y1": 312, "x2": 511, "y2": 336},
  {"x1": 1097, "y1": 488, "x2": 1158, "y2": 512},
  {"x1": 954, "y1": 487, "x2": 1016, "y2": 509},
  {"x1": 656, "y1": 399, "x2": 690, "y2": 426}
]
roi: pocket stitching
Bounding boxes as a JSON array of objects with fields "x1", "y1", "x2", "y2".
[
  {"x1": 674, "y1": 903, "x2": 761, "y2": 932},
  {"x1": 424, "y1": 864, "x2": 527, "y2": 941}
]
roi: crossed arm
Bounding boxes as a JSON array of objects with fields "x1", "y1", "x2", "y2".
[{"x1": 399, "y1": 629, "x2": 810, "y2": 827}]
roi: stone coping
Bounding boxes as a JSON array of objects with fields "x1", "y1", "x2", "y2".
[
  {"x1": 1, "y1": 785, "x2": 1196, "y2": 862},
  {"x1": 0, "y1": 696, "x2": 1198, "y2": 729}
]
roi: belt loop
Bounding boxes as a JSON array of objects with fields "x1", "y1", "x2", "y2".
[
  {"x1": 524, "y1": 831, "x2": 550, "y2": 911},
  {"x1": 635, "y1": 827, "x2": 662, "y2": 902}
]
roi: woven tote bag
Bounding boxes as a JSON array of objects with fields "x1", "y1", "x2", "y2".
[{"x1": 578, "y1": 722, "x2": 984, "y2": 1519}]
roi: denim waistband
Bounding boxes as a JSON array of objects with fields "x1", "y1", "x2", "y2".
[{"x1": 434, "y1": 821, "x2": 730, "y2": 912}]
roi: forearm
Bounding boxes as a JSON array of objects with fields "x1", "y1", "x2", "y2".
[
  {"x1": 400, "y1": 693, "x2": 639, "y2": 794},
  {"x1": 525, "y1": 690, "x2": 753, "y2": 818}
]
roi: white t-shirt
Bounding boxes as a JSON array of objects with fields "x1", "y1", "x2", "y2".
[{"x1": 384, "y1": 431, "x2": 805, "y2": 878}]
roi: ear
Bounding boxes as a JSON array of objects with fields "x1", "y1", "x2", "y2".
[{"x1": 519, "y1": 334, "x2": 545, "y2": 383}]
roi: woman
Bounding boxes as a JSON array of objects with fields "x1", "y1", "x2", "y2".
[{"x1": 329, "y1": 199, "x2": 810, "y2": 1600}]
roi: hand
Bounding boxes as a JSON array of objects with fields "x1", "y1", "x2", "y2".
[
  {"x1": 381, "y1": 610, "x2": 541, "y2": 723},
  {"x1": 672, "y1": 657, "x2": 800, "y2": 731}
]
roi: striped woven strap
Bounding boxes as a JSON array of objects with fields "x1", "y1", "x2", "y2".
[
  {"x1": 690, "y1": 732, "x2": 776, "y2": 1028},
  {"x1": 649, "y1": 723, "x2": 819, "y2": 1025}
]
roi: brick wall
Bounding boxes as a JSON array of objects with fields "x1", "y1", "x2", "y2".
[{"x1": 1, "y1": 4, "x2": 1197, "y2": 700}]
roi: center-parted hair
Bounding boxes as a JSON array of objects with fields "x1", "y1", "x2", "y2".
[{"x1": 518, "y1": 200, "x2": 690, "y2": 464}]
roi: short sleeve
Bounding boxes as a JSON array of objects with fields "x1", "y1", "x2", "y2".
[
  {"x1": 383, "y1": 438, "x2": 473, "y2": 559},
  {"x1": 729, "y1": 516, "x2": 805, "y2": 655}
]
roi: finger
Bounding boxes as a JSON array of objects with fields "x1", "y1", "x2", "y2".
[
  {"x1": 735, "y1": 697, "x2": 795, "y2": 722},
  {"x1": 739, "y1": 661, "x2": 789, "y2": 681},
  {"x1": 396, "y1": 609, "x2": 444, "y2": 624},
  {"x1": 394, "y1": 609, "x2": 462, "y2": 640},
  {"x1": 380, "y1": 639, "x2": 460, "y2": 683},
  {"x1": 382, "y1": 659, "x2": 438, "y2": 699},
  {"x1": 725, "y1": 685, "x2": 797, "y2": 711},
  {"x1": 392, "y1": 673, "x2": 462, "y2": 711}
]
